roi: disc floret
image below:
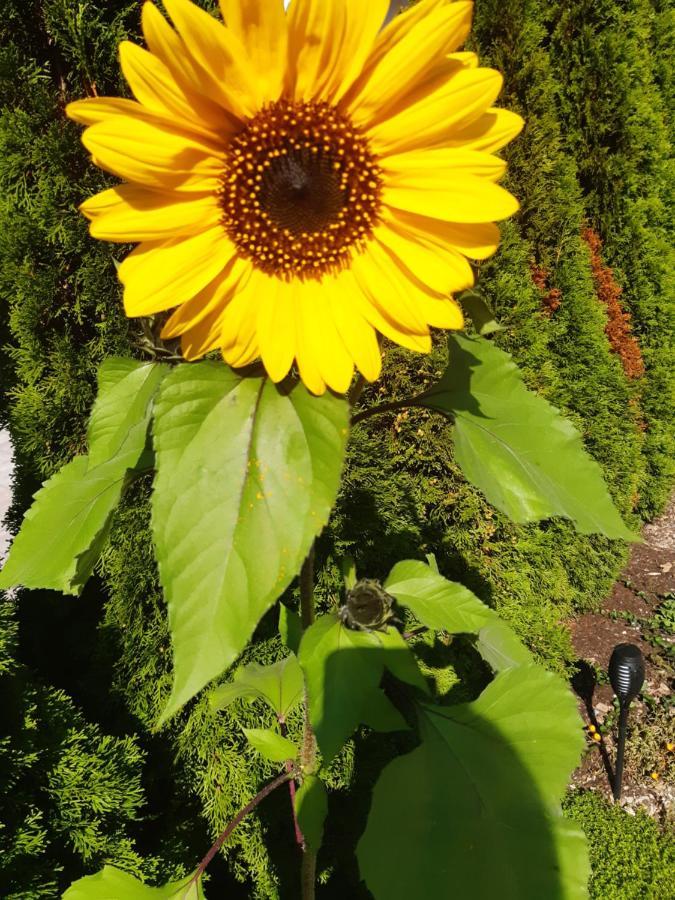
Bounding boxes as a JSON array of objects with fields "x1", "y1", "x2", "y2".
[{"x1": 220, "y1": 100, "x2": 383, "y2": 280}]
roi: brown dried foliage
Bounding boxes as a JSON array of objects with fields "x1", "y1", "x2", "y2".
[
  {"x1": 583, "y1": 228, "x2": 645, "y2": 379},
  {"x1": 530, "y1": 262, "x2": 562, "y2": 315}
]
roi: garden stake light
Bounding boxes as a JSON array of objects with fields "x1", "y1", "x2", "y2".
[{"x1": 608, "y1": 643, "x2": 645, "y2": 801}]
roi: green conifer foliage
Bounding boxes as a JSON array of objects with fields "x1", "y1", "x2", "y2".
[
  {"x1": 549, "y1": 0, "x2": 675, "y2": 516},
  {"x1": 0, "y1": 596, "x2": 160, "y2": 898},
  {"x1": 0, "y1": 0, "x2": 672, "y2": 896}
]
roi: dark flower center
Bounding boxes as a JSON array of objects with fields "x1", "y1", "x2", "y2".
[{"x1": 220, "y1": 100, "x2": 383, "y2": 280}]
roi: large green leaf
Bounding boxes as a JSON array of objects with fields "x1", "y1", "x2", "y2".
[
  {"x1": 210, "y1": 655, "x2": 304, "y2": 721},
  {"x1": 63, "y1": 866, "x2": 205, "y2": 899},
  {"x1": 476, "y1": 618, "x2": 534, "y2": 672},
  {"x1": 358, "y1": 665, "x2": 588, "y2": 899},
  {"x1": 278, "y1": 604, "x2": 302, "y2": 655},
  {"x1": 385, "y1": 560, "x2": 493, "y2": 634},
  {"x1": 152, "y1": 364, "x2": 349, "y2": 721},
  {"x1": 0, "y1": 359, "x2": 165, "y2": 595},
  {"x1": 377, "y1": 625, "x2": 429, "y2": 693},
  {"x1": 298, "y1": 614, "x2": 385, "y2": 763},
  {"x1": 418, "y1": 334, "x2": 635, "y2": 539},
  {"x1": 385, "y1": 561, "x2": 535, "y2": 673}
]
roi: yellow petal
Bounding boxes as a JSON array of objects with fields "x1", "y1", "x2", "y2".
[
  {"x1": 446, "y1": 108, "x2": 525, "y2": 152},
  {"x1": 351, "y1": 241, "x2": 430, "y2": 334},
  {"x1": 368, "y1": 67, "x2": 503, "y2": 156},
  {"x1": 324, "y1": 271, "x2": 382, "y2": 382},
  {"x1": 384, "y1": 172, "x2": 519, "y2": 224},
  {"x1": 449, "y1": 51, "x2": 478, "y2": 68},
  {"x1": 220, "y1": 273, "x2": 264, "y2": 369},
  {"x1": 67, "y1": 94, "x2": 230, "y2": 142},
  {"x1": 257, "y1": 275, "x2": 297, "y2": 383},
  {"x1": 181, "y1": 318, "x2": 220, "y2": 360},
  {"x1": 120, "y1": 227, "x2": 235, "y2": 316},
  {"x1": 219, "y1": 0, "x2": 287, "y2": 101},
  {"x1": 295, "y1": 285, "x2": 327, "y2": 395},
  {"x1": 82, "y1": 117, "x2": 223, "y2": 192},
  {"x1": 79, "y1": 186, "x2": 127, "y2": 221},
  {"x1": 338, "y1": 266, "x2": 432, "y2": 354},
  {"x1": 181, "y1": 298, "x2": 231, "y2": 359},
  {"x1": 382, "y1": 148, "x2": 507, "y2": 183},
  {"x1": 163, "y1": 0, "x2": 258, "y2": 117},
  {"x1": 352, "y1": 0, "x2": 453, "y2": 79},
  {"x1": 297, "y1": 281, "x2": 354, "y2": 394},
  {"x1": 383, "y1": 208, "x2": 501, "y2": 261},
  {"x1": 161, "y1": 257, "x2": 252, "y2": 339},
  {"x1": 374, "y1": 223, "x2": 474, "y2": 296},
  {"x1": 141, "y1": 2, "x2": 237, "y2": 130},
  {"x1": 119, "y1": 41, "x2": 231, "y2": 142},
  {"x1": 81, "y1": 185, "x2": 221, "y2": 242},
  {"x1": 180, "y1": 262, "x2": 255, "y2": 363},
  {"x1": 67, "y1": 97, "x2": 153, "y2": 126},
  {"x1": 348, "y1": 2, "x2": 473, "y2": 122},
  {"x1": 287, "y1": 0, "x2": 388, "y2": 103}
]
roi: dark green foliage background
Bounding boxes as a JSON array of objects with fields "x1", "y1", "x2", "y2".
[{"x1": 0, "y1": 0, "x2": 672, "y2": 896}]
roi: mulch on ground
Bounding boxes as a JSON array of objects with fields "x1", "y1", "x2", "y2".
[{"x1": 569, "y1": 499, "x2": 674, "y2": 820}]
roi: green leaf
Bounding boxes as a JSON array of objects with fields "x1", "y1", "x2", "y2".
[
  {"x1": 63, "y1": 866, "x2": 205, "y2": 899},
  {"x1": 418, "y1": 334, "x2": 635, "y2": 539},
  {"x1": 210, "y1": 655, "x2": 304, "y2": 720},
  {"x1": 385, "y1": 560, "x2": 493, "y2": 633},
  {"x1": 0, "y1": 359, "x2": 165, "y2": 595},
  {"x1": 298, "y1": 614, "x2": 385, "y2": 762},
  {"x1": 295, "y1": 775, "x2": 328, "y2": 853},
  {"x1": 358, "y1": 665, "x2": 588, "y2": 900},
  {"x1": 243, "y1": 727, "x2": 298, "y2": 762},
  {"x1": 152, "y1": 364, "x2": 349, "y2": 722},
  {"x1": 476, "y1": 619, "x2": 534, "y2": 672},
  {"x1": 360, "y1": 689, "x2": 409, "y2": 733},
  {"x1": 86, "y1": 359, "x2": 166, "y2": 467},
  {"x1": 377, "y1": 626, "x2": 429, "y2": 693},
  {"x1": 460, "y1": 290, "x2": 504, "y2": 335},
  {"x1": 279, "y1": 604, "x2": 302, "y2": 655}
]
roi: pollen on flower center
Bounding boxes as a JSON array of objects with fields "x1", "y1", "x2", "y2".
[{"x1": 219, "y1": 100, "x2": 383, "y2": 280}]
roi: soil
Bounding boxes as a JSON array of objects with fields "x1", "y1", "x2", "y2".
[{"x1": 569, "y1": 497, "x2": 675, "y2": 821}]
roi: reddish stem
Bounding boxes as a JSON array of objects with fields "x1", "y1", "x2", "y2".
[
  {"x1": 182, "y1": 771, "x2": 292, "y2": 897},
  {"x1": 280, "y1": 718, "x2": 305, "y2": 847}
]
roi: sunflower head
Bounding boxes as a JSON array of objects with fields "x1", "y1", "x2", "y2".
[{"x1": 67, "y1": 0, "x2": 523, "y2": 395}]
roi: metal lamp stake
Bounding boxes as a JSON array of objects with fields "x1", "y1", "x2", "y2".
[{"x1": 608, "y1": 643, "x2": 645, "y2": 801}]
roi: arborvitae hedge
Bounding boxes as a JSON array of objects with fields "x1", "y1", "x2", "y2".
[
  {"x1": 549, "y1": 0, "x2": 675, "y2": 516},
  {"x1": 0, "y1": 0, "x2": 672, "y2": 895}
]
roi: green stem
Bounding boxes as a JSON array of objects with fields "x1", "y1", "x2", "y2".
[
  {"x1": 351, "y1": 397, "x2": 421, "y2": 426},
  {"x1": 183, "y1": 771, "x2": 293, "y2": 897},
  {"x1": 299, "y1": 547, "x2": 318, "y2": 898},
  {"x1": 299, "y1": 544, "x2": 316, "y2": 629},
  {"x1": 301, "y1": 848, "x2": 317, "y2": 900},
  {"x1": 347, "y1": 372, "x2": 367, "y2": 407}
]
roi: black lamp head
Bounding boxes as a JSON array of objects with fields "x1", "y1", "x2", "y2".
[{"x1": 608, "y1": 643, "x2": 645, "y2": 705}]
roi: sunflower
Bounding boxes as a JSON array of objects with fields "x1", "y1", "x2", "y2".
[{"x1": 67, "y1": 0, "x2": 522, "y2": 395}]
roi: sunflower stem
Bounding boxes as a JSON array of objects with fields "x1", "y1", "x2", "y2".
[
  {"x1": 299, "y1": 546, "x2": 318, "y2": 898},
  {"x1": 301, "y1": 847, "x2": 317, "y2": 900},
  {"x1": 182, "y1": 771, "x2": 293, "y2": 897},
  {"x1": 351, "y1": 397, "x2": 422, "y2": 425},
  {"x1": 347, "y1": 373, "x2": 367, "y2": 407},
  {"x1": 299, "y1": 544, "x2": 316, "y2": 629}
]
